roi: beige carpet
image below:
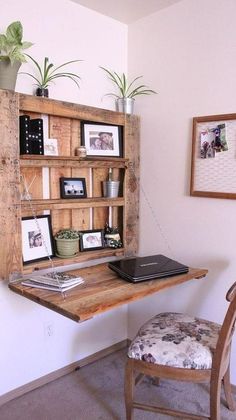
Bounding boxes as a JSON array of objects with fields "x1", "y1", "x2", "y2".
[{"x1": 0, "y1": 348, "x2": 235, "y2": 420}]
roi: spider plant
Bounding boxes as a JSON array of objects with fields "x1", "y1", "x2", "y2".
[
  {"x1": 22, "y1": 55, "x2": 82, "y2": 89},
  {"x1": 100, "y1": 66, "x2": 157, "y2": 98}
]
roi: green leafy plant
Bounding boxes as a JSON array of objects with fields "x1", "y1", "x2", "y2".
[
  {"x1": 23, "y1": 55, "x2": 82, "y2": 89},
  {"x1": 0, "y1": 21, "x2": 33, "y2": 64},
  {"x1": 100, "y1": 66, "x2": 156, "y2": 98},
  {"x1": 55, "y1": 229, "x2": 80, "y2": 240}
]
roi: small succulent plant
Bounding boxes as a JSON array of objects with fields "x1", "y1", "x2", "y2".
[{"x1": 55, "y1": 229, "x2": 80, "y2": 240}]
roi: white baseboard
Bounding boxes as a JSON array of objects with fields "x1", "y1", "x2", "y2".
[{"x1": 0, "y1": 339, "x2": 128, "y2": 406}]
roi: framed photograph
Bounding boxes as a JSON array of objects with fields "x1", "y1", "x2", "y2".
[
  {"x1": 80, "y1": 229, "x2": 104, "y2": 251},
  {"x1": 60, "y1": 177, "x2": 87, "y2": 199},
  {"x1": 81, "y1": 121, "x2": 122, "y2": 157},
  {"x1": 21, "y1": 215, "x2": 54, "y2": 264},
  {"x1": 44, "y1": 138, "x2": 58, "y2": 156}
]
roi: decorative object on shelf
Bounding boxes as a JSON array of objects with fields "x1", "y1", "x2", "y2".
[
  {"x1": 104, "y1": 223, "x2": 122, "y2": 248},
  {"x1": 19, "y1": 114, "x2": 44, "y2": 155},
  {"x1": 100, "y1": 66, "x2": 156, "y2": 114},
  {"x1": 60, "y1": 177, "x2": 87, "y2": 199},
  {"x1": 0, "y1": 21, "x2": 33, "y2": 91},
  {"x1": 54, "y1": 229, "x2": 80, "y2": 258},
  {"x1": 75, "y1": 145, "x2": 87, "y2": 158},
  {"x1": 44, "y1": 138, "x2": 58, "y2": 156},
  {"x1": 21, "y1": 215, "x2": 54, "y2": 264},
  {"x1": 79, "y1": 229, "x2": 104, "y2": 252},
  {"x1": 21, "y1": 173, "x2": 37, "y2": 200},
  {"x1": 102, "y1": 167, "x2": 120, "y2": 198},
  {"x1": 81, "y1": 121, "x2": 122, "y2": 157},
  {"x1": 21, "y1": 55, "x2": 82, "y2": 97}
]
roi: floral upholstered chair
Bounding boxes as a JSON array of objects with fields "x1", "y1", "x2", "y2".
[{"x1": 125, "y1": 282, "x2": 236, "y2": 420}]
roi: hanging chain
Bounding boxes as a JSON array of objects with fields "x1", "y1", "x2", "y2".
[{"x1": 128, "y1": 162, "x2": 175, "y2": 259}]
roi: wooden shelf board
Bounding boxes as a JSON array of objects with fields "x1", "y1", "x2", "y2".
[
  {"x1": 20, "y1": 155, "x2": 128, "y2": 169},
  {"x1": 22, "y1": 248, "x2": 125, "y2": 275},
  {"x1": 21, "y1": 197, "x2": 125, "y2": 211},
  {"x1": 9, "y1": 265, "x2": 208, "y2": 323}
]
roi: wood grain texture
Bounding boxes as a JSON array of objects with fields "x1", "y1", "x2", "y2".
[
  {"x1": 49, "y1": 116, "x2": 71, "y2": 156},
  {"x1": 123, "y1": 115, "x2": 140, "y2": 255},
  {"x1": 19, "y1": 93, "x2": 126, "y2": 125},
  {"x1": 9, "y1": 265, "x2": 208, "y2": 322},
  {"x1": 0, "y1": 90, "x2": 22, "y2": 280}
]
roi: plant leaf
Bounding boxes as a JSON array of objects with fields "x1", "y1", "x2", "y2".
[
  {"x1": 21, "y1": 41, "x2": 33, "y2": 50},
  {"x1": 0, "y1": 34, "x2": 7, "y2": 50},
  {"x1": 50, "y1": 59, "x2": 82, "y2": 75},
  {"x1": 19, "y1": 72, "x2": 41, "y2": 86},
  {"x1": 6, "y1": 21, "x2": 22, "y2": 44}
]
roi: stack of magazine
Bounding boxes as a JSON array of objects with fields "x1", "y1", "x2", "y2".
[{"x1": 21, "y1": 271, "x2": 84, "y2": 292}]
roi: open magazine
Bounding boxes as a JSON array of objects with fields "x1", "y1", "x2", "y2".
[{"x1": 21, "y1": 271, "x2": 84, "y2": 292}]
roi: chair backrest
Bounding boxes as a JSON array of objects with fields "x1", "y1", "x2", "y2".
[{"x1": 212, "y1": 281, "x2": 236, "y2": 380}]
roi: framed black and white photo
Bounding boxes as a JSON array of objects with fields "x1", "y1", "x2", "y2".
[
  {"x1": 21, "y1": 215, "x2": 54, "y2": 264},
  {"x1": 81, "y1": 121, "x2": 122, "y2": 157},
  {"x1": 79, "y1": 229, "x2": 104, "y2": 251},
  {"x1": 60, "y1": 177, "x2": 87, "y2": 199}
]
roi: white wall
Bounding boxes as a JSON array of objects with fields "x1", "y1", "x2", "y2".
[
  {"x1": 128, "y1": 0, "x2": 236, "y2": 384},
  {"x1": 0, "y1": 0, "x2": 128, "y2": 396}
]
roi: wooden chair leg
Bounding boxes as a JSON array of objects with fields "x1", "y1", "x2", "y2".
[
  {"x1": 210, "y1": 376, "x2": 221, "y2": 420},
  {"x1": 222, "y1": 365, "x2": 236, "y2": 411},
  {"x1": 125, "y1": 359, "x2": 135, "y2": 420}
]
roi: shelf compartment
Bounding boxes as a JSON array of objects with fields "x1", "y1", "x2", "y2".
[
  {"x1": 21, "y1": 197, "x2": 125, "y2": 211},
  {"x1": 22, "y1": 247, "x2": 125, "y2": 275},
  {"x1": 20, "y1": 155, "x2": 128, "y2": 169}
]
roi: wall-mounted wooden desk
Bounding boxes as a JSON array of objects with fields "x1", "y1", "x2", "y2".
[{"x1": 9, "y1": 263, "x2": 208, "y2": 323}]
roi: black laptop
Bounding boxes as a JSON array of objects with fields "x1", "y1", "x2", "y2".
[{"x1": 108, "y1": 254, "x2": 189, "y2": 283}]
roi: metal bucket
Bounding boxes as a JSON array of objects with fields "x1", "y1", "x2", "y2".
[
  {"x1": 116, "y1": 98, "x2": 135, "y2": 114},
  {"x1": 103, "y1": 181, "x2": 120, "y2": 198}
]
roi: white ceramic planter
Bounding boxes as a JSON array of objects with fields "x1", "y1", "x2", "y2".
[{"x1": 0, "y1": 60, "x2": 21, "y2": 91}]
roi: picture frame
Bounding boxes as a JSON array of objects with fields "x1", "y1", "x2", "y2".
[
  {"x1": 79, "y1": 229, "x2": 105, "y2": 251},
  {"x1": 81, "y1": 121, "x2": 122, "y2": 157},
  {"x1": 44, "y1": 138, "x2": 58, "y2": 156},
  {"x1": 190, "y1": 113, "x2": 236, "y2": 199},
  {"x1": 21, "y1": 215, "x2": 54, "y2": 264},
  {"x1": 60, "y1": 177, "x2": 87, "y2": 199}
]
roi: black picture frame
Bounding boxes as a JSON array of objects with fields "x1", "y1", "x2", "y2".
[
  {"x1": 79, "y1": 229, "x2": 105, "y2": 251},
  {"x1": 81, "y1": 121, "x2": 123, "y2": 158},
  {"x1": 21, "y1": 215, "x2": 54, "y2": 264},
  {"x1": 60, "y1": 177, "x2": 87, "y2": 199}
]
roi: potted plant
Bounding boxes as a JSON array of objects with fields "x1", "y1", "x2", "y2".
[
  {"x1": 0, "y1": 21, "x2": 33, "y2": 91},
  {"x1": 54, "y1": 229, "x2": 80, "y2": 258},
  {"x1": 22, "y1": 55, "x2": 82, "y2": 97},
  {"x1": 100, "y1": 66, "x2": 156, "y2": 114}
]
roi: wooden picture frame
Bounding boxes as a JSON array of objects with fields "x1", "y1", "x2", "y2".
[
  {"x1": 60, "y1": 177, "x2": 87, "y2": 199},
  {"x1": 21, "y1": 215, "x2": 54, "y2": 264},
  {"x1": 79, "y1": 229, "x2": 105, "y2": 251},
  {"x1": 190, "y1": 113, "x2": 236, "y2": 199},
  {"x1": 81, "y1": 121, "x2": 122, "y2": 157}
]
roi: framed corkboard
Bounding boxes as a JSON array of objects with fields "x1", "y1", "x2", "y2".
[{"x1": 190, "y1": 113, "x2": 236, "y2": 199}]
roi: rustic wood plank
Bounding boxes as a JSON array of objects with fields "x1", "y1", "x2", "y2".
[
  {"x1": 0, "y1": 90, "x2": 22, "y2": 280},
  {"x1": 9, "y1": 266, "x2": 208, "y2": 322},
  {"x1": 51, "y1": 209, "x2": 71, "y2": 235},
  {"x1": 21, "y1": 197, "x2": 125, "y2": 211},
  {"x1": 123, "y1": 115, "x2": 140, "y2": 255},
  {"x1": 19, "y1": 93, "x2": 126, "y2": 125},
  {"x1": 20, "y1": 156, "x2": 127, "y2": 169},
  {"x1": 71, "y1": 118, "x2": 81, "y2": 155},
  {"x1": 49, "y1": 116, "x2": 71, "y2": 156},
  {"x1": 21, "y1": 249, "x2": 124, "y2": 274},
  {"x1": 71, "y1": 208, "x2": 90, "y2": 231}
]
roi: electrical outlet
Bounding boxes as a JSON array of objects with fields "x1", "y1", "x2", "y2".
[{"x1": 44, "y1": 322, "x2": 54, "y2": 339}]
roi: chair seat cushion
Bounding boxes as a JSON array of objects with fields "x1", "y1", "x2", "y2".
[{"x1": 128, "y1": 312, "x2": 221, "y2": 369}]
